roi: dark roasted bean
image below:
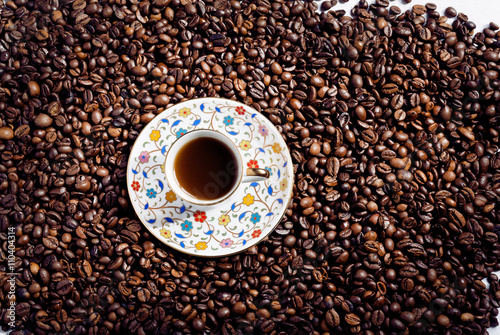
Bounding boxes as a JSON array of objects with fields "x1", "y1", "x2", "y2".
[{"x1": 1, "y1": 1, "x2": 500, "y2": 335}]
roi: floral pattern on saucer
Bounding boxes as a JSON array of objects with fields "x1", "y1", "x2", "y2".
[{"x1": 127, "y1": 98, "x2": 294, "y2": 257}]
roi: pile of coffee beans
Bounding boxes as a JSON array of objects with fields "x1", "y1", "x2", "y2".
[{"x1": 1, "y1": 0, "x2": 500, "y2": 334}]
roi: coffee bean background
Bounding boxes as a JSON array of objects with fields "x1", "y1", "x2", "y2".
[{"x1": 1, "y1": 0, "x2": 500, "y2": 334}]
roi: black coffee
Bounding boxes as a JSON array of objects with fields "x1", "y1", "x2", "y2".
[{"x1": 174, "y1": 137, "x2": 237, "y2": 200}]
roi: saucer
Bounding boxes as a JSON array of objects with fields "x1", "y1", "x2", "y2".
[{"x1": 127, "y1": 98, "x2": 294, "y2": 257}]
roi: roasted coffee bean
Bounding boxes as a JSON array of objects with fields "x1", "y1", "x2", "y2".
[
  {"x1": 445, "y1": 6, "x2": 457, "y2": 17},
  {"x1": 55, "y1": 279, "x2": 74, "y2": 296},
  {"x1": 371, "y1": 310, "x2": 385, "y2": 326},
  {"x1": 0, "y1": 127, "x2": 14, "y2": 140},
  {"x1": 449, "y1": 208, "x2": 466, "y2": 228},
  {"x1": 345, "y1": 313, "x2": 361, "y2": 326},
  {"x1": 326, "y1": 309, "x2": 341, "y2": 327},
  {"x1": 2, "y1": 1, "x2": 500, "y2": 334},
  {"x1": 34, "y1": 114, "x2": 53, "y2": 128}
]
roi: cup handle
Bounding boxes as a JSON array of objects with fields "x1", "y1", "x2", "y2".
[{"x1": 242, "y1": 168, "x2": 270, "y2": 183}]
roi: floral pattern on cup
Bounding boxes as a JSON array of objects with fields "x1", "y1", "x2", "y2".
[
  {"x1": 239, "y1": 140, "x2": 252, "y2": 151},
  {"x1": 165, "y1": 190, "x2": 177, "y2": 203},
  {"x1": 258, "y1": 125, "x2": 269, "y2": 137},
  {"x1": 178, "y1": 107, "x2": 191, "y2": 118},
  {"x1": 150, "y1": 130, "x2": 161, "y2": 142},
  {"x1": 127, "y1": 98, "x2": 294, "y2": 257},
  {"x1": 131, "y1": 181, "x2": 140, "y2": 192},
  {"x1": 218, "y1": 215, "x2": 231, "y2": 226},
  {"x1": 220, "y1": 238, "x2": 233, "y2": 248},
  {"x1": 247, "y1": 160, "x2": 259, "y2": 169},
  {"x1": 138, "y1": 151, "x2": 150, "y2": 164}
]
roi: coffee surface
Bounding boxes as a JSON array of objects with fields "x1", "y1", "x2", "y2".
[{"x1": 174, "y1": 137, "x2": 237, "y2": 200}]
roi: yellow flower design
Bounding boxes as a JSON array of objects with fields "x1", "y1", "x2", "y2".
[
  {"x1": 161, "y1": 164, "x2": 165, "y2": 173},
  {"x1": 242, "y1": 194, "x2": 254, "y2": 206},
  {"x1": 272, "y1": 142, "x2": 282, "y2": 154},
  {"x1": 195, "y1": 241, "x2": 208, "y2": 250},
  {"x1": 239, "y1": 140, "x2": 252, "y2": 151},
  {"x1": 218, "y1": 215, "x2": 231, "y2": 226},
  {"x1": 280, "y1": 179, "x2": 288, "y2": 191},
  {"x1": 178, "y1": 107, "x2": 191, "y2": 117},
  {"x1": 165, "y1": 190, "x2": 177, "y2": 203},
  {"x1": 150, "y1": 130, "x2": 161, "y2": 142},
  {"x1": 160, "y1": 229, "x2": 171, "y2": 239}
]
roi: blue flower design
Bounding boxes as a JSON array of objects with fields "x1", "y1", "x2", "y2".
[
  {"x1": 181, "y1": 220, "x2": 193, "y2": 232},
  {"x1": 223, "y1": 116, "x2": 234, "y2": 126},
  {"x1": 250, "y1": 213, "x2": 261, "y2": 224},
  {"x1": 176, "y1": 128, "x2": 188, "y2": 138},
  {"x1": 264, "y1": 167, "x2": 273, "y2": 176},
  {"x1": 146, "y1": 188, "x2": 157, "y2": 199}
]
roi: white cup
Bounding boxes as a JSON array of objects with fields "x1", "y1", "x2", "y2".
[{"x1": 164, "y1": 129, "x2": 269, "y2": 206}]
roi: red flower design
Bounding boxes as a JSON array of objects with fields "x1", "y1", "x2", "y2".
[
  {"x1": 252, "y1": 229, "x2": 262, "y2": 238},
  {"x1": 131, "y1": 181, "x2": 140, "y2": 191},
  {"x1": 236, "y1": 106, "x2": 246, "y2": 115},
  {"x1": 247, "y1": 160, "x2": 259, "y2": 168},
  {"x1": 194, "y1": 211, "x2": 207, "y2": 222}
]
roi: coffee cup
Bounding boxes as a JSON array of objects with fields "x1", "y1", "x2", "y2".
[{"x1": 164, "y1": 129, "x2": 269, "y2": 206}]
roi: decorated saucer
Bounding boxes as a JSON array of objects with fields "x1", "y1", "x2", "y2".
[{"x1": 126, "y1": 98, "x2": 294, "y2": 257}]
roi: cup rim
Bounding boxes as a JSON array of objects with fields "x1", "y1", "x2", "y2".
[{"x1": 164, "y1": 129, "x2": 243, "y2": 206}]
